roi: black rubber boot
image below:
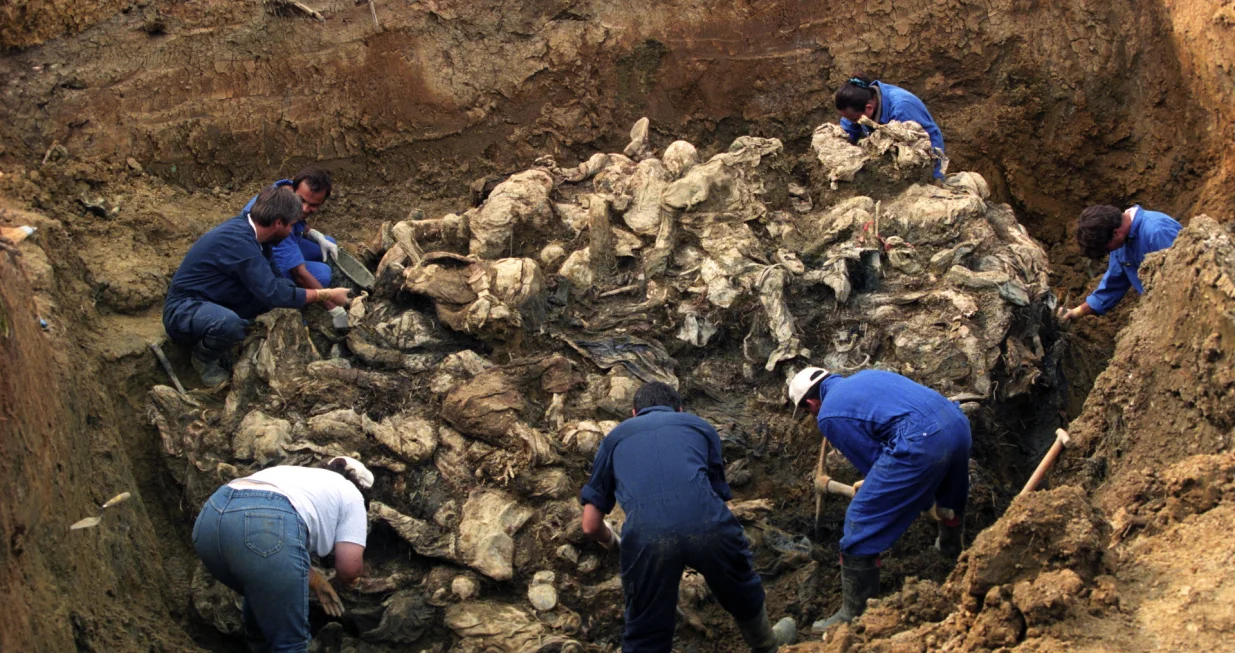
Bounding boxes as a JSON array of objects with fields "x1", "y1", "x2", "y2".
[
  {"x1": 812, "y1": 554, "x2": 880, "y2": 632},
  {"x1": 935, "y1": 517, "x2": 964, "y2": 560},
  {"x1": 191, "y1": 355, "x2": 230, "y2": 386},
  {"x1": 736, "y1": 604, "x2": 780, "y2": 653}
]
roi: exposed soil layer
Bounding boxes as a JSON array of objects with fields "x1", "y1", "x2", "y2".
[
  {"x1": 785, "y1": 217, "x2": 1235, "y2": 652},
  {"x1": 1, "y1": 0, "x2": 1234, "y2": 651},
  {"x1": 0, "y1": 209, "x2": 195, "y2": 652}
]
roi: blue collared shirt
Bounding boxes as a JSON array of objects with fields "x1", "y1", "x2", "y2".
[
  {"x1": 579, "y1": 406, "x2": 733, "y2": 534},
  {"x1": 1085, "y1": 206, "x2": 1182, "y2": 315},
  {"x1": 164, "y1": 215, "x2": 306, "y2": 319}
]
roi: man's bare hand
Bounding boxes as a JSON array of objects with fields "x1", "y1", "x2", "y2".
[
  {"x1": 309, "y1": 567, "x2": 345, "y2": 618},
  {"x1": 324, "y1": 287, "x2": 352, "y2": 307}
]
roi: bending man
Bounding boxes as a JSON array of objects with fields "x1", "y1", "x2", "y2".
[
  {"x1": 788, "y1": 367, "x2": 970, "y2": 631},
  {"x1": 163, "y1": 185, "x2": 352, "y2": 385},
  {"x1": 1057, "y1": 204, "x2": 1182, "y2": 322},
  {"x1": 193, "y1": 456, "x2": 372, "y2": 652},
  {"x1": 242, "y1": 167, "x2": 349, "y2": 329},
  {"x1": 579, "y1": 382, "x2": 788, "y2": 653},
  {"x1": 835, "y1": 74, "x2": 945, "y2": 178}
]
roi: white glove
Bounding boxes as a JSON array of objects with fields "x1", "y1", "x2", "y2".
[
  {"x1": 308, "y1": 229, "x2": 339, "y2": 262},
  {"x1": 328, "y1": 306, "x2": 349, "y2": 330},
  {"x1": 602, "y1": 521, "x2": 621, "y2": 551}
]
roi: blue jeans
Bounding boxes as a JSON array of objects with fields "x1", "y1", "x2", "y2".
[
  {"x1": 193, "y1": 486, "x2": 311, "y2": 653},
  {"x1": 164, "y1": 300, "x2": 249, "y2": 362},
  {"x1": 280, "y1": 236, "x2": 336, "y2": 287}
]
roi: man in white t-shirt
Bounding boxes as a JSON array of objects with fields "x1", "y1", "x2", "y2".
[{"x1": 193, "y1": 457, "x2": 372, "y2": 652}]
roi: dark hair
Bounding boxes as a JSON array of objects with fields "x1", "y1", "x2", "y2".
[
  {"x1": 321, "y1": 458, "x2": 371, "y2": 509},
  {"x1": 835, "y1": 73, "x2": 876, "y2": 112},
  {"x1": 1077, "y1": 205, "x2": 1124, "y2": 259},
  {"x1": 633, "y1": 381, "x2": 682, "y2": 412},
  {"x1": 292, "y1": 167, "x2": 333, "y2": 200},
  {"x1": 249, "y1": 186, "x2": 302, "y2": 227}
]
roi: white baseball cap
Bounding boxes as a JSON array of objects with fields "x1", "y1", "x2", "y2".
[
  {"x1": 330, "y1": 456, "x2": 374, "y2": 489},
  {"x1": 788, "y1": 367, "x2": 830, "y2": 419}
]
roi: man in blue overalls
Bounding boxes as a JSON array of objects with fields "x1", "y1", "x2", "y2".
[
  {"x1": 579, "y1": 382, "x2": 788, "y2": 653},
  {"x1": 1057, "y1": 204, "x2": 1182, "y2": 322},
  {"x1": 788, "y1": 367, "x2": 971, "y2": 632},
  {"x1": 243, "y1": 167, "x2": 349, "y2": 330}
]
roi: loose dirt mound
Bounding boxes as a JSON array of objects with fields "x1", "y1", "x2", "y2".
[
  {"x1": 1061, "y1": 216, "x2": 1235, "y2": 508},
  {"x1": 785, "y1": 217, "x2": 1235, "y2": 652}
]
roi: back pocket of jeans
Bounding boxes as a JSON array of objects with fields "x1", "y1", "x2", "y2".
[{"x1": 244, "y1": 512, "x2": 286, "y2": 557}]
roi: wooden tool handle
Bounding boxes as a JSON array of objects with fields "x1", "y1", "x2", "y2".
[
  {"x1": 1019, "y1": 429, "x2": 1071, "y2": 496},
  {"x1": 825, "y1": 479, "x2": 856, "y2": 498}
]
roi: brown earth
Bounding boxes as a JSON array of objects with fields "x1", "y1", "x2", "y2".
[
  {"x1": 0, "y1": 214, "x2": 196, "y2": 652},
  {"x1": 785, "y1": 217, "x2": 1235, "y2": 652},
  {"x1": 1, "y1": 0, "x2": 1234, "y2": 651}
]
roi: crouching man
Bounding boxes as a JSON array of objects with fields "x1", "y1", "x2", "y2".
[
  {"x1": 242, "y1": 167, "x2": 349, "y2": 329},
  {"x1": 162, "y1": 186, "x2": 352, "y2": 385},
  {"x1": 579, "y1": 381, "x2": 789, "y2": 653}
]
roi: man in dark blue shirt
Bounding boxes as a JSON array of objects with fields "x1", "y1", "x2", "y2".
[
  {"x1": 1058, "y1": 204, "x2": 1182, "y2": 322},
  {"x1": 163, "y1": 186, "x2": 352, "y2": 385},
  {"x1": 242, "y1": 168, "x2": 348, "y2": 329},
  {"x1": 579, "y1": 382, "x2": 786, "y2": 653},
  {"x1": 788, "y1": 367, "x2": 971, "y2": 632}
]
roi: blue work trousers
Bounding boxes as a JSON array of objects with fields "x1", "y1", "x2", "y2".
[
  {"x1": 281, "y1": 236, "x2": 336, "y2": 287},
  {"x1": 840, "y1": 411, "x2": 971, "y2": 556},
  {"x1": 619, "y1": 524, "x2": 765, "y2": 653},
  {"x1": 193, "y1": 486, "x2": 311, "y2": 653},
  {"x1": 164, "y1": 300, "x2": 249, "y2": 362}
]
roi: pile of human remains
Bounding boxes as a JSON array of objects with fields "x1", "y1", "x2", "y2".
[{"x1": 149, "y1": 115, "x2": 1058, "y2": 651}]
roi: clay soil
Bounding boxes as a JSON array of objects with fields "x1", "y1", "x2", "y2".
[{"x1": 1, "y1": 1, "x2": 1234, "y2": 652}]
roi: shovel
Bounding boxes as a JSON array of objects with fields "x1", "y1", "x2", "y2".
[{"x1": 70, "y1": 492, "x2": 133, "y2": 530}]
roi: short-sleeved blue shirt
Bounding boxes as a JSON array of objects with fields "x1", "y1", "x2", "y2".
[
  {"x1": 242, "y1": 179, "x2": 310, "y2": 275},
  {"x1": 580, "y1": 406, "x2": 734, "y2": 535},
  {"x1": 1084, "y1": 206, "x2": 1182, "y2": 315}
]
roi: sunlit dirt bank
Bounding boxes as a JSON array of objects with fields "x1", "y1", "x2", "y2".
[{"x1": 0, "y1": 1, "x2": 1232, "y2": 651}]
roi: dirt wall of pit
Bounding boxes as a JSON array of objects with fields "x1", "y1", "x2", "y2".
[
  {"x1": 0, "y1": 223, "x2": 196, "y2": 651},
  {"x1": 0, "y1": 0, "x2": 1221, "y2": 226},
  {"x1": 1161, "y1": 0, "x2": 1235, "y2": 218},
  {"x1": 1060, "y1": 215, "x2": 1235, "y2": 508}
]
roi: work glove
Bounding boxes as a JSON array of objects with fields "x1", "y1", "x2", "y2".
[
  {"x1": 308, "y1": 229, "x2": 339, "y2": 262},
  {"x1": 328, "y1": 305, "x2": 349, "y2": 330},
  {"x1": 601, "y1": 521, "x2": 621, "y2": 551},
  {"x1": 309, "y1": 567, "x2": 345, "y2": 618}
]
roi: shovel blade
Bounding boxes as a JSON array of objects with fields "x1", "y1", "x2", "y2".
[{"x1": 70, "y1": 516, "x2": 102, "y2": 530}]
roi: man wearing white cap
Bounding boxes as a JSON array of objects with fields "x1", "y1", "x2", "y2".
[
  {"x1": 193, "y1": 456, "x2": 373, "y2": 651},
  {"x1": 788, "y1": 368, "x2": 970, "y2": 632}
]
